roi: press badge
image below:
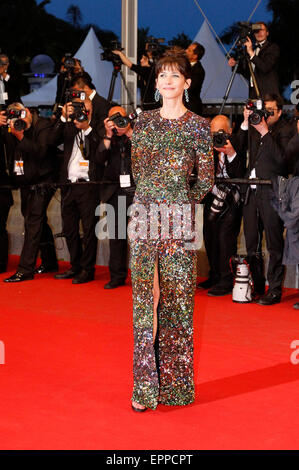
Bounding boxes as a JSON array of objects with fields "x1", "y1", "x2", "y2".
[
  {"x1": 14, "y1": 161, "x2": 24, "y2": 175},
  {"x1": 120, "y1": 174, "x2": 131, "y2": 188},
  {"x1": 79, "y1": 159, "x2": 89, "y2": 177}
]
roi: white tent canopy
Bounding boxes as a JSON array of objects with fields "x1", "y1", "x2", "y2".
[
  {"x1": 22, "y1": 27, "x2": 120, "y2": 106},
  {"x1": 194, "y1": 20, "x2": 248, "y2": 104}
]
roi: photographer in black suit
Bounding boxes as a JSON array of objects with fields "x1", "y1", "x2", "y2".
[
  {"x1": 49, "y1": 98, "x2": 102, "y2": 284},
  {"x1": 97, "y1": 106, "x2": 134, "y2": 289},
  {"x1": 240, "y1": 94, "x2": 296, "y2": 305},
  {"x1": 198, "y1": 115, "x2": 246, "y2": 296},
  {"x1": 228, "y1": 22, "x2": 280, "y2": 98},
  {"x1": 70, "y1": 73, "x2": 112, "y2": 136},
  {"x1": 0, "y1": 54, "x2": 21, "y2": 105},
  {"x1": 54, "y1": 56, "x2": 85, "y2": 111},
  {"x1": 112, "y1": 47, "x2": 159, "y2": 110},
  {"x1": 1, "y1": 104, "x2": 58, "y2": 282},
  {"x1": 185, "y1": 42, "x2": 205, "y2": 115}
]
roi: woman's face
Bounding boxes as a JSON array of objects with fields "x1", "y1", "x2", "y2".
[{"x1": 156, "y1": 65, "x2": 190, "y2": 101}]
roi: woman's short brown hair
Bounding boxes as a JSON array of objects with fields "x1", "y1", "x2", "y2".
[{"x1": 155, "y1": 47, "x2": 192, "y2": 80}]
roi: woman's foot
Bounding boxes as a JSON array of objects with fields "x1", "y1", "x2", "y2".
[{"x1": 131, "y1": 401, "x2": 147, "y2": 412}]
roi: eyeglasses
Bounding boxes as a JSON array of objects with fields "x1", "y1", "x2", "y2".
[{"x1": 265, "y1": 108, "x2": 279, "y2": 113}]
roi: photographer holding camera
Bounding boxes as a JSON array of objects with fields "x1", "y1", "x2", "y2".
[
  {"x1": 112, "y1": 43, "x2": 160, "y2": 110},
  {"x1": 239, "y1": 94, "x2": 296, "y2": 305},
  {"x1": 0, "y1": 54, "x2": 22, "y2": 105},
  {"x1": 97, "y1": 105, "x2": 135, "y2": 289},
  {"x1": 70, "y1": 73, "x2": 112, "y2": 136},
  {"x1": 0, "y1": 103, "x2": 58, "y2": 282},
  {"x1": 185, "y1": 42, "x2": 205, "y2": 116},
  {"x1": 54, "y1": 55, "x2": 91, "y2": 115},
  {"x1": 228, "y1": 22, "x2": 280, "y2": 98},
  {"x1": 198, "y1": 115, "x2": 246, "y2": 296},
  {"x1": 48, "y1": 98, "x2": 102, "y2": 284}
]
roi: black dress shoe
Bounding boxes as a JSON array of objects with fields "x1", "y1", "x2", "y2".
[
  {"x1": 104, "y1": 280, "x2": 125, "y2": 289},
  {"x1": 257, "y1": 291, "x2": 281, "y2": 306},
  {"x1": 34, "y1": 264, "x2": 58, "y2": 274},
  {"x1": 72, "y1": 270, "x2": 94, "y2": 284},
  {"x1": 293, "y1": 302, "x2": 299, "y2": 310},
  {"x1": 4, "y1": 272, "x2": 34, "y2": 283},
  {"x1": 54, "y1": 269, "x2": 79, "y2": 280},
  {"x1": 207, "y1": 284, "x2": 232, "y2": 297}
]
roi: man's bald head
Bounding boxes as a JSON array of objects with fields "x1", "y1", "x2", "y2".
[
  {"x1": 210, "y1": 115, "x2": 232, "y2": 134},
  {"x1": 107, "y1": 105, "x2": 132, "y2": 136},
  {"x1": 108, "y1": 106, "x2": 127, "y2": 118}
]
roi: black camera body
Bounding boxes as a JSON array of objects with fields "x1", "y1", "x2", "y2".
[
  {"x1": 108, "y1": 108, "x2": 142, "y2": 129},
  {"x1": 69, "y1": 102, "x2": 88, "y2": 122},
  {"x1": 64, "y1": 53, "x2": 77, "y2": 70},
  {"x1": 146, "y1": 36, "x2": 166, "y2": 59},
  {"x1": 6, "y1": 108, "x2": 27, "y2": 131},
  {"x1": 213, "y1": 130, "x2": 230, "y2": 148},
  {"x1": 208, "y1": 183, "x2": 232, "y2": 222},
  {"x1": 101, "y1": 41, "x2": 123, "y2": 66},
  {"x1": 237, "y1": 21, "x2": 262, "y2": 44},
  {"x1": 246, "y1": 99, "x2": 273, "y2": 125},
  {"x1": 109, "y1": 112, "x2": 129, "y2": 128}
]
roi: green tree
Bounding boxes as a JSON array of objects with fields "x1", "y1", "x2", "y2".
[
  {"x1": 0, "y1": 0, "x2": 118, "y2": 96},
  {"x1": 169, "y1": 32, "x2": 192, "y2": 49},
  {"x1": 137, "y1": 27, "x2": 150, "y2": 60},
  {"x1": 83, "y1": 24, "x2": 118, "y2": 49},
  {"x1": 267, "y1": 0, "x2": 299, "y2": 87},
  {"x1": 66, "y1": 4, "x2": 82, "y2": 29}
]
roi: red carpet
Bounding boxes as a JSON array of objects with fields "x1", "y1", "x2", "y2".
[{"x1": 0, "y1": 255, "x2": 299, "y2": 450}]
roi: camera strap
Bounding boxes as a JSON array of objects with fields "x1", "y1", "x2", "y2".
[{"x1": 76, "y1": 131, "x2": 86, "y2": 159}]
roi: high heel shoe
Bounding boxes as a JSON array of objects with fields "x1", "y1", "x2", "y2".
[{"x1": 131, "y1": 403, "x2": 147, "y2": 412}]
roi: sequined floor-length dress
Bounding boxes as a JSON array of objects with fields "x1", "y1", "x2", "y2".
[{"x1": 129, "y1": 109, "x2": 214, "y2": 410}]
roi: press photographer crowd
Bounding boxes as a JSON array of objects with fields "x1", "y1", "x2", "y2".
[{"x1": 0, "y1": 20, "x2": 298, "y2": 310}]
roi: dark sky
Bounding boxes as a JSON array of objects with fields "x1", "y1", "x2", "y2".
[{"x1": 38, "y1": 0, "x2": 272, "y2": 42}]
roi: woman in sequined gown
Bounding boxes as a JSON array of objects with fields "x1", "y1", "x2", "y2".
[{"x1": 129, "y1": 49, "x2": 214, "y2": 411}]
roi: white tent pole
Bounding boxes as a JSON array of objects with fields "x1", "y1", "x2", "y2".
[{"x1": 121, "y1": 0, "x2": 138, "y2": 111}]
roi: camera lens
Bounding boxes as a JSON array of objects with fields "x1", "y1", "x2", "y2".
[
  {"x1": 249, "y1": 113, "x2": 262, "y2": 125},
  {"x1": 14, "y1": 119, "x2": 27, "y2": 131}
]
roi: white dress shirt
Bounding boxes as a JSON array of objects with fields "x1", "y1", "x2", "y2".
[{"x1": 67, "y1": 127, "x2": 92, "y2": 182}]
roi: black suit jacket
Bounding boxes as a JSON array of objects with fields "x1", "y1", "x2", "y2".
[
  {"x1": 48, "y1": 118, "x2": 103, "y2": 184},
  {"x1": 202, "y1": 137, "x2": 246, "y2": 205},
  {"x1": 131, "y1": 63, "x2": 160, "y2": 110},
  {"x1": 3, "y1": 117, "x2": 56, "y2": 185},
  {"x1": 285, "y1": 124, "x2": 299, "y2": 175},
  {"x1": 236, "y1": 41, "x2": 280, "y2": 98},
  {"x1": 187, "y1": 61, "x2": 205, "y2": 115},
  {"x1": 1, "y1": 75, "x2": 22, "y2": 105},
  {"x1": 238, "y1": 119, "x2": 296, "y2": 196},
  {"x1": 90, "y1": 93, "x2": 112, "y2": 137},
  {"x1": 96, "y1": 135, "x2": 133, "y2": 203}
]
